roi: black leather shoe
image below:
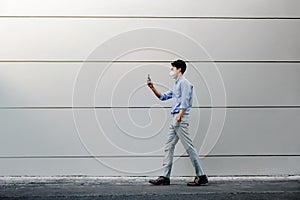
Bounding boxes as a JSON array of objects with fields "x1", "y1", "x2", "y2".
[
  {"x1": 187, "y1": 175, "x2": 208, "y2": 186},
  {"x1": 149, "y1": 176, "x2": 170, "y2": 185}
]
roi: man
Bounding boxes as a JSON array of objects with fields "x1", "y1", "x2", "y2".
[{"x1": 147, "y1": 59, "x2": 208, "y2": 186}]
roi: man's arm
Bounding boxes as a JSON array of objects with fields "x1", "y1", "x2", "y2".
[
  {"x1": 177, "y1": 81, "x2": 192, "y2": 122},
  {"x1": 147, "y1": 81, "x2": 161, "y2": 99},
  {"x1": 147, "y1": 79, "x2": 173, "y2": 101},
  {"x1": 177, "y1": 108, "x2": 185, "y2": 122}
]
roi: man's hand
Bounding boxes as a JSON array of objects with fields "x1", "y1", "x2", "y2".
[
  {"x1": 147, "y1": 80, "x2": 154, "y2": 89},
  {"x1": 177, "y1": 109, "x2": 185, "y2": 122},
  {"x1": 176, "y1": 115, "x2": 181, "y2": 122}
]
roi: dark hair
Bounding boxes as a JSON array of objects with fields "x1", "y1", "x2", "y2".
[{"x1": 171, "y1": 59, "x2": 186, "y2": 74}]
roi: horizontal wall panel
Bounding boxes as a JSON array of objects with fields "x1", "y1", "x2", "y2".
[
  {"x1": 0, "y1": 63, "x2": 79, "y2": 107},
  {"x1": 0, "y1": 156, "x2": 299, "y2": 176},
  {"x1": 1, "y1": 0, "x2": 300, "y2": 17},
  {"x1": 0, "y1": 108, "x2": 299, "y2": 156},
  {"x1": 0, "y1": 19, "x2": 300, "y2": 61},
  {"x1": 0, "y1": 62, "x2": 299, "y2": 107}
]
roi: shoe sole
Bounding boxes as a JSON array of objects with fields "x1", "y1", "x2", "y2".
[
  {"x1": 187, "y1": 183, "x2": 208, "y2": 186},
  {"x1": 149, "y1": 181, "x2": 170, "y2": 186}
]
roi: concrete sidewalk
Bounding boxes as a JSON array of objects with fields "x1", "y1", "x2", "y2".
[{"x1": 0, "y1": 176, "x2": 299, "y2": 199}]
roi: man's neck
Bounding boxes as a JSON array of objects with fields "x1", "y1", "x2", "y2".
[
  {"x1": 175, "y1": 74, "x2": 183, "y2": 82},
  {"x1": 177, "y1": 73, "x2": 183, "y2": 79}
]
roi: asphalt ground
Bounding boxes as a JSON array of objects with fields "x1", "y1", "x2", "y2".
[{"x1": 0, "y1": 176, "x2": 299, "y2": 199}]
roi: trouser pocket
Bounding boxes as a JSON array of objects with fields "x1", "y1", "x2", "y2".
[{"x1": 171, "y1": 114, "x2": 189, "y2": 127}]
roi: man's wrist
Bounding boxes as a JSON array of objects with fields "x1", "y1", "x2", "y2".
[{"x1": 178, "y1": 109, "x2": 185, "y2": 116}]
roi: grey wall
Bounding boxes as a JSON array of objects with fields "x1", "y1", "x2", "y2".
[{"x1": 0, "y1": 0, "x2": 299, "y2": 176}]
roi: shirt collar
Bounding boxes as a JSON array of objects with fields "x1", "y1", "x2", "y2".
[{"x1": 175, "y1": 76, "x2": 184, "y2": 84}]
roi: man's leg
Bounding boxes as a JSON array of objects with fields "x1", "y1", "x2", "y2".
[
  {"x1": 175, "y1": 114, "x2": 205, "y2": 177},
  {"x1": 149, "y1": 119, "x2": 179, "y2": 185},
  {"x1": 162, "y1": 123, "x2": 179, "y2": 178}
]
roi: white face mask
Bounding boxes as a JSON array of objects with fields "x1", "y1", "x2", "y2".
[{"x1": 169, "y1": 70, "x2": 178, "y2": 79}]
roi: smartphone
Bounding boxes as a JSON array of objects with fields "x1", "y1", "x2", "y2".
[{"x1": 147, "y1": 74, "x2": 151, "y2": 82}]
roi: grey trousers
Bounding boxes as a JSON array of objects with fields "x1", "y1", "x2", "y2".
[{"x1": 162, "y1": 113, "x2": 205, "y2": 178}]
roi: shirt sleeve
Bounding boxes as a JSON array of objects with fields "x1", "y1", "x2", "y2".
[
  {"x1": 180, "y1": 81, "x2": 193, "y2": 110},
  {"x1": 159, "y1": 89, "x2": 173, "y2": 101}
]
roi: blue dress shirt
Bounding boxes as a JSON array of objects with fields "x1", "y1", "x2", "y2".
[{"x1": 159, "y1": 77, "x2": 193, "y2": 114}]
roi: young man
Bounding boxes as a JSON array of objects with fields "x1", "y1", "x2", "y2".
[{"x1": 147, "y1": 60, "x2": 208, "y2": 186}]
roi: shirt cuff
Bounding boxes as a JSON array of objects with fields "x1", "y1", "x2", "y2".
[{"x1": 159, "y1": 94, "x2": 165, "y2": 100}]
